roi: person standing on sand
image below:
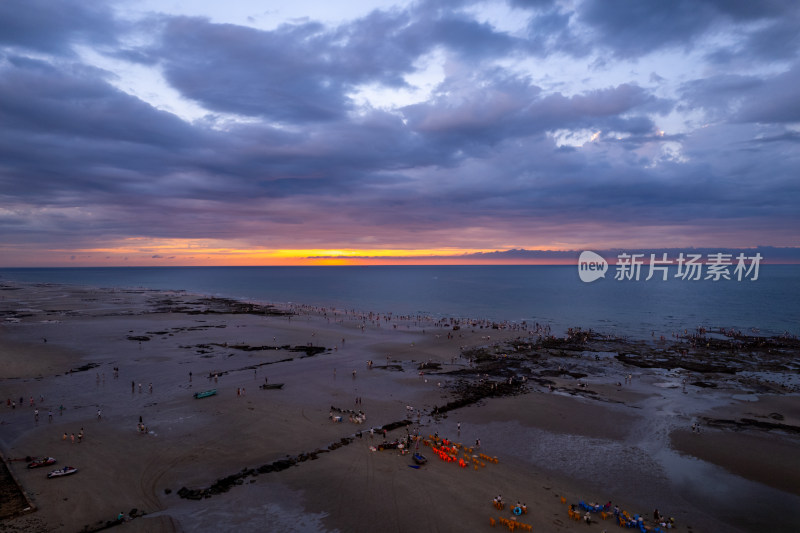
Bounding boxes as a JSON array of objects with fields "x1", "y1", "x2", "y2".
[
  {"x1": 97, "y1": 409, "x2": 101, "y2": 420},
  {"x1": 70, "y1": 433, "x2": 75, "y2": 443},
  {"x1": 48, "y1": 410, "x2": 53, "y2": 422}
]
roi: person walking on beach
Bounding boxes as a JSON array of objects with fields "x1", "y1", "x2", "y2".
[
  {"x1": 34, "y1": 408, "x2": 39, "y2": 422},
  {"x1": 70, "y1": 433, "x2": 75, "y2": 443},
  {"x1": 97, "y1": 409, "x2": 101, "y2": 421},
  {"x1": 48, "y1": 410, "x2": 53, "y2": 422}
]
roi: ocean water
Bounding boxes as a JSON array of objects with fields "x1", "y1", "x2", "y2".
[{"x1": 1, "y1": 266, "x2": 798, "y2": 338}]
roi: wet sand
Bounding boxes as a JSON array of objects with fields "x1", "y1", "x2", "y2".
[{"x1": 1, "y1": 282, "x2": 798, "y2": 532}]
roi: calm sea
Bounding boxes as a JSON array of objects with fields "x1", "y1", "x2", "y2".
[{"x1": 1, "y1": 266, "x2": 798, "y2": 338}]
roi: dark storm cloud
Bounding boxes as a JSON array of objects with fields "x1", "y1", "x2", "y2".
[
  {"x1": 0, "y1": 57, "x2": 197, "y2": 147},
  {"x1": 402, "y1": 75, "x2": 668, "y2": 152},
  {"x1": 735, "y1": 65, "x2": 800, "y2": 123},
  {"x1": 309, "y1": 246, "x2": 800, "y2": 262},
  {"x1": 578, "y1": 0, "x2": 797, "y2": 59},
  {"x1": 0, "y1": 56, "x2": 216, "y2": 206},
  {"x1": 158, "y1": 17, "x2": 353, "y2": 122},
  {"x1": 680, "y1": 63, "x2": 800, "y2": 124},
  {"x1": 409, "y1": 11, "x2": 519, "y2": 59},
  {"x1": 523, "y1": 9, "x2": 585, "y2": 58},
  {"x1": 0, "y1": 0, "x2": 120, "y2": 55},
  {"x1": 154, "y1": 7, "x2": 521, "y2": 123}
]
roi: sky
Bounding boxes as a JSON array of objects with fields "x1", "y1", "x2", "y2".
[{"x1": 0, "y1": 0, "x2": 799, "y2": 266}]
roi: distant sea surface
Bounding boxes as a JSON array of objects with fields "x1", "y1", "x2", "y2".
[{"x1": 1, "y1": 266, "x2": 798, "y2": 338}]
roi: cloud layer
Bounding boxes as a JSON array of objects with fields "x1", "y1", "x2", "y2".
[{"x1": 0, "y1": 0, "x2": 798, "y2": 265}]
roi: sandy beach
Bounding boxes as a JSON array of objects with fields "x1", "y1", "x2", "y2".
[{"x1": 1, "y1": 282, "x2": 798, "y2": 533}]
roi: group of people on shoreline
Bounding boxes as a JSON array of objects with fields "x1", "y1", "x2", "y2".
[{"x1": 61, "y1": 428, "x2": 84, "y2": 443}]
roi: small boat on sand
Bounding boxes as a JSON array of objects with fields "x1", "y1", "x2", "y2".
[
  {"x1": 259, "y1": 383, "x2": 284, "y2": 390},
  {"x1": 193, "y1": 389, "x2": 217, "y2": 399},
  {"x1": 412, "y1": 453, "x2": 428, "y2": 465},
  {"x1": 28, "y1": 457, "x2": 57, "y2": 469},
  {"x1": 47, "y1": 466, "x2": 77, "y2": 478}
]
